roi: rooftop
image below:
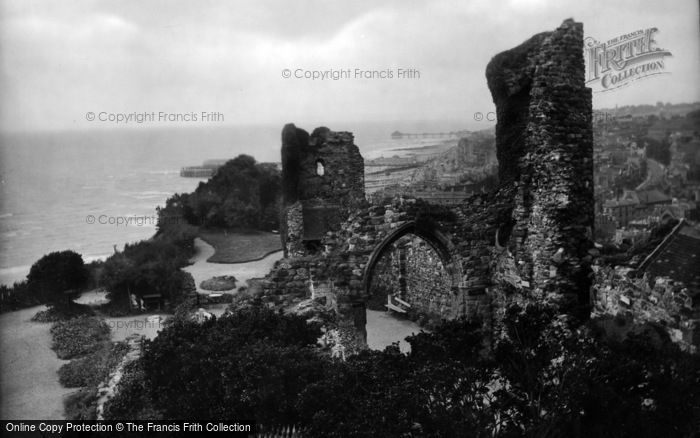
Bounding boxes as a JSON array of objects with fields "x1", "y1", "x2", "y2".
[
  {"x1": 638, "y1": 220, "x2": 700, "y2": 293},
  {"x1": 637, "y1": 189, "x2": 672, "y2": 205}
]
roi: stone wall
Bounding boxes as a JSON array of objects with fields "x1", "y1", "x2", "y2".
[
  {"x1": 367, "y1": 235, "x2": 455, "y2": 324},
  {"x1": 259, "y1": 256, "x2": 318, "y2": 308},
  {"x1": 280, "y1": 124, "x2": 365, "y2": 257},
  {"x1": 282, "y1": 201, "x2": 305, "y2": 258},
  {"x1": 405, "y1": 238, "x2": 460, "y2": 321}
]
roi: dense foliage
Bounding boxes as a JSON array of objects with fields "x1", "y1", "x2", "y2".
[
  {"x1": 1, "y1": 226, "x2": 196, "y2": 314},
  {"x1": 58, "y1": 341, "x2": 129, "y2": 388},
  {"x1": 139, "y1": 307, "x2": 322, "y2": 422},
  {"x1": 0, "y1": 280, "x2": 43, "y2": 313},
  {"x1": 50, "y1": 316, "x2": 111, "y2": 360},
  {"x1": 0, "y1": 250, "x2": 94, "y2": 314},
  {"x1": 26, "y1": 250, "x2": 89, "y2": 307},
  {"x1": 103, "y1": 360, "x2": 163, "y2": 420},
  {"x1": 100, "y1": 234, "x2": 196, "y2": 310},
  {"x1": 157, "y1": 155, "x2": 282, "y2": 232},
  {"x1": 107, "y1": 303, "x2": 700, "y2": 437},
  {"x1": 64, "y1": 387, "x2": 99, "y2": 421}
]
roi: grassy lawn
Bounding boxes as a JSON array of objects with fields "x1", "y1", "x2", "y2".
[{"x1": 198, "y1": 230, "x2": 282, "y2": 263}]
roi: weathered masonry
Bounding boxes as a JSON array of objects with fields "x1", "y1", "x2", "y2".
[
  {"x1": 262, "y1": 19, "x2": 594, "y2": 354},
  {"x1": 281, "y1": 124, "x2": 365, "y2": 258},
  {"x1": 485, "y1": 18, "x2": 594, "y2": 320}
]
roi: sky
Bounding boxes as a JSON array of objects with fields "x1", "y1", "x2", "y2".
[{"x1": 0, "y1": 0, "x2": 698, "y2": 132}]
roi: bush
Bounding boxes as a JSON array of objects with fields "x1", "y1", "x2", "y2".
[
  {"x1": 64, "y1": 387, "x2": 98, "y2": 420},
  {"x1": 50, "y1": 316, "x2": 111, "y2": 360},
  {"x1": 100, "y1": 239, "x2": 195, "y2": 312},
  {"x1": 0, "y1": 280, "x2": 43, "y2": 313},
  {"x1": 103, "y1": 361, "x2": 163, "y2": 420},
  {"x1": 199, "y1": 275, "x2": 237, "y2": 291},
  {"x1": 298, "y1": 320, "x2": 493, "y2": 437},
  {"x1": 102, "y1": 303, "x2": 700, "y2": 436},
  {"x1": 32, "y1": 303, "x2": 94, "y2": 323},
  {"x1": 300, "y1": 303, "x2": 700, "y2": 437},
  {"x1": 58, "y1": 341, "x2": 129, "y2": 388},
  {"x1": 27, "y1": 250, "x2": 89, "y2": 307},
  {"x1": 136, "y1": 306, "x2": 324, "y2": 422},
  {"x1": 1, "y1": 249, "x2": 90, "y2": 313}
]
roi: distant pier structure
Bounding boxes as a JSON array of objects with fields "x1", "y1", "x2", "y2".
[
  {"x1": 180, "y1": 159, "x2": 230, "y2": 178},
  {"x1": 390, "y1": 130, "x2": 470, "y2": 139},
  {"x1": 180, "y1": 167, "x2": 215, "y2": 178}
]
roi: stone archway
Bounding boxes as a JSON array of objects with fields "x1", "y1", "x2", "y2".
[
  {"x1": 362, "y1": 221, "x2": 462, "y2": 310},
  {"x1": 355, "y1": 221, "x2": 465, "y2": 350}
]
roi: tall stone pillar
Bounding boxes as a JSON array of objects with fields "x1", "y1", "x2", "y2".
[{"x1": 486, "y1": 19, "x2": 594, "y2": 320}]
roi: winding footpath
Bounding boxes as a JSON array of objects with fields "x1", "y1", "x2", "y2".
[
  {"x1": 183, "y1": 237, "x2": 283, "y2": 295},
  {"x1": 0, "y1": 306, "x2": 73, "y2": 419}
]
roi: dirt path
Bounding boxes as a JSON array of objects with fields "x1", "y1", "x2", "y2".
[
  {"x1": 0, "y1": 305, "x2": 73, "y2": 420},
  {"x1": 366, "y1": 310, "x2": 424, "y2": 353},
  {"x1": 184, "y1": 238, "x2": 283, "y2": 294}
]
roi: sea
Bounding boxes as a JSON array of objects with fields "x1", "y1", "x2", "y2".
[{"x1": 0, "y1": 121, "x2": 478, "y2": 286}]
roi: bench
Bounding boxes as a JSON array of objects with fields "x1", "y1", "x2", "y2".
[{"x1": 386, "y1": 294, "x2": 411, "y2": 313}]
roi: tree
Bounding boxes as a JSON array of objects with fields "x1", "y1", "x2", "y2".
[
  {"x1": 157, "y1": 154, "x2": 282, "y2": 231},
  {"x1": 27, "y1": 250, "x2": 88, "y2": 307},
  {"x1": 642, "y1": 136, "x2": 671, "y2": 165},
  {"x1": 100, "y1": 237, "x2": 195, "y2": 311},
  {"x1": 100, "y1": 253, "x2": 137, "y2": 308}
]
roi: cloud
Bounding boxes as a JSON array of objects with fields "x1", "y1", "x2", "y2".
[{"x1": 0, "y1": 0, "x2": 698, "y2": 131}]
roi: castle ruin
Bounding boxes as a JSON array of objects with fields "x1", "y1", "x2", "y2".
[{"x1": 263, "y1": 19, "x2": 595, "y2": 353}]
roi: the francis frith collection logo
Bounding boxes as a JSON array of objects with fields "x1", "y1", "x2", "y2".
[{"x1": 585, "y1": 27, "x2": 672, "y2": 92}]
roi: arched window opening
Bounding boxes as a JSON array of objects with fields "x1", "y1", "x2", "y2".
[{"x1": 316, "y1": 159, "x2": 325, "y2": 176}]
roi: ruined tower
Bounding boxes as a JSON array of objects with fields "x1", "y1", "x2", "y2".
[
  {"x1": 280, "y1": 124, "x2": 365, "y2": 257},
  {"x1": 486, "y1": 19, "x2": 594, "y2": 319}
]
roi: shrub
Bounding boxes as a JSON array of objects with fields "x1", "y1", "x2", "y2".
[
  {"x1": 103, "y1": 361, "x2": 163, "y2": 420},
  {"x1": 298, "y1": 320, "x2": 492, "y2": 437},
  {"x1": 101, "y1": 303, "x2": 700, "y2": 436},
  {"x1": 0, "y1": 280, "x2": 43, "y2": 313},
  {"x1": 100, "y1": 239, "x2": 195, "y2": 312},
  {"x1": 58, "y1": 341, "x2": 129, "y2": 388},
  {"x1": 139, "y1": 306, "x2": 324, "y2": 422},
  {"x1": 32, "y1": 303, "x2": 94, "y2": 323},
  {"x1": 64, "y1": 387, "x2": 98, "y2": 420},
  {"x1": 50, "y1": 316, "x2": 111, "y2": 360},
  {"x1": 27, "y1": 250, "x2": 89, "y2": 307}
]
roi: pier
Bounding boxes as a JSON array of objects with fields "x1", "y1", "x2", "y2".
[
  {"x1": 180, "y1": 167, "x2": 215, "y2": 178},
  {"x1": 390, "y1": 130, "x2": 470, "y2": 139}
]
